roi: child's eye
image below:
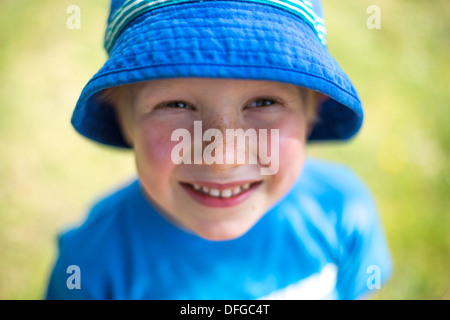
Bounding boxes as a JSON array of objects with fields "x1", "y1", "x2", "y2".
[
  {"x1": 156, "y1": 101, "x2": 194, "y2": 110},
  {"x1": 246, "y1": 98, "x2": 278, "y2": 108}
]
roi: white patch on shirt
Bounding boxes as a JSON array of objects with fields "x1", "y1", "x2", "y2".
[{"x1": 258, "y1": 263, "x2": 338, "y2": 300}]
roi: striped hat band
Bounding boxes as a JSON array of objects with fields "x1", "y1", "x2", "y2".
[{"x1": 104, "y1": 0, "x2": 327, "y2": 53}]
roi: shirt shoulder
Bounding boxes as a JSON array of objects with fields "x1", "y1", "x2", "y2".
[
  {"x1": 62, "y1": 179, "x2": 139, "y2": 241},
  {"x1": 293, "y1": 156, "x2": 381, "y2": 242},
  {"x1": 293, "y1": 156, "x2": 380, "y2": 226},
  {"x1": 299, "y1": 156, "x2": 371, "y2": 199},
  {"x1": 46, "y1": 179, "x2": 141, "y2": 299},
  {"x1": 293, "y1": 157, "x2": 392, "y2": 299}
]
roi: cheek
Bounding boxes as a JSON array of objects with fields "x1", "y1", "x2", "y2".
[
  {"x1": 140, "y1": 123, "x2": 171, "y2": 161},
  {"x1": 266, "y1": 116, "x2": 308, "y2": 194},
  {"x1": 259, "y1": 114, "x2": 307, "y2": 171},
  {"x1": 280, "y1": 120, "x2": 307, "y2": 163},
  {"x1": 277, "y1": 127, "x2": 306, "y2": 180},
  {"x1": 133, "y1": 120, "x2": 179, "y2": 183}
]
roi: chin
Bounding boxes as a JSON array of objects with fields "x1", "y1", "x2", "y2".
[
  {"x1": 192, "y1": 220, "x2": 256, "y2": 242},
  {"x1": 197, "y1": 231, "x2": 247, "y2": 242}
]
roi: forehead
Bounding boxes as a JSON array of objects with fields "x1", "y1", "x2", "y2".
[{"x1": 132, "y1": 77, "x2": 306, "y2": 99}]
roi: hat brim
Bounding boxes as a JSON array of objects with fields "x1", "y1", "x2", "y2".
[{"x1": 72, "y1": 1, "x2": 363, "y2": 148}]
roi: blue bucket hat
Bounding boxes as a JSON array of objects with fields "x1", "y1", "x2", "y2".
[{"x1": 71, "y1": 0, "x2": 363, "y2": 148}]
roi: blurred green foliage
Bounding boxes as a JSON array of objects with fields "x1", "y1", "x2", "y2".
[{"x1": 0, "y1": 0, "x2": 449, "y2": 299}]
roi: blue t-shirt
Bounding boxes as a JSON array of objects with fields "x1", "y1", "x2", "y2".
[{"x1": 46, "y1": 157, "x2": 392, "y2": 300}]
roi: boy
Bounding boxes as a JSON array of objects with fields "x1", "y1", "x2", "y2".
[{"x1": 47, "y1": 0, "x2": 392, "y2": 299}]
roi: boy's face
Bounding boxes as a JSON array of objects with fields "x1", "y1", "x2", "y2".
[{"x1": 116, "y1": 78, "x2": 315, "y2": 240}]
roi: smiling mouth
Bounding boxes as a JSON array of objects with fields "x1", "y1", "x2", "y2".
[
  {"x1": 179, "y1": 180, "x2": 263, "y2": 208},
  {"x1": 182, "y1": 181, "x2": 261, "y2": 198}
]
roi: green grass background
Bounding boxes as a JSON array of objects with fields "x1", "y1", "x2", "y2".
[{"x1": 0, "y1": 0, "x2": 449, "y2": 299}]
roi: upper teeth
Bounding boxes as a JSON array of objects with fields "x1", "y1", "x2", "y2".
[{"x1": 192, "y1": 183, "x2": 252, "y2": 198}]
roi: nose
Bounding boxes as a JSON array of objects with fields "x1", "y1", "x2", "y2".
[{"x1": 196, "y1": 114, "x2": 257, "y2": 171}]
